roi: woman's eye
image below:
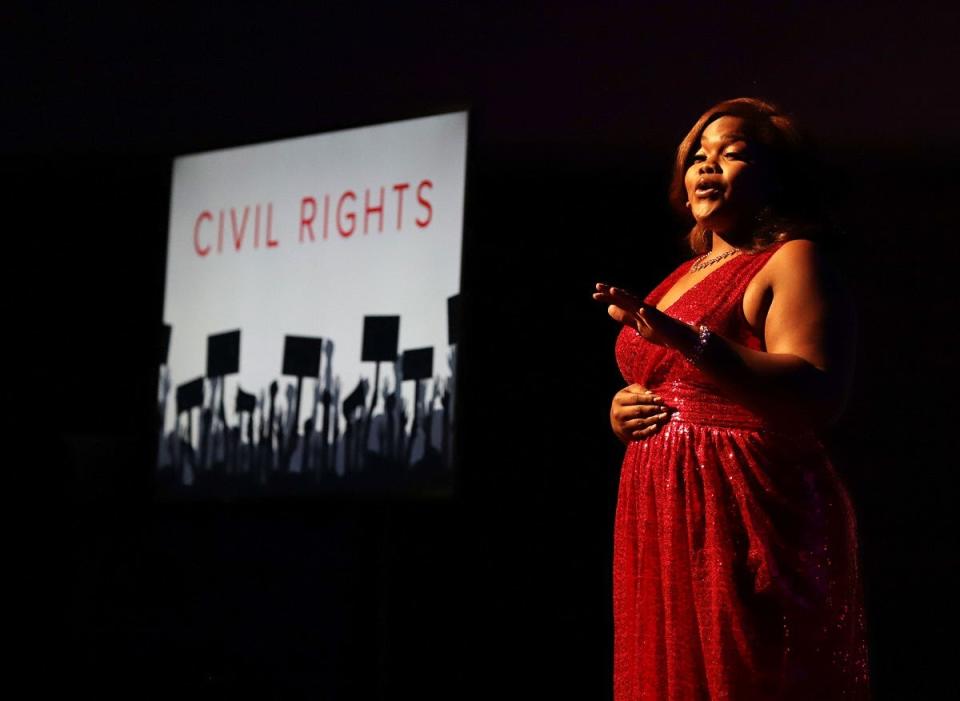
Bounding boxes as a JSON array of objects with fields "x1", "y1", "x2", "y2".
[
  {"x1": 692, "y1": 154, "x2": 706, "y2": 163},
  {"x1": 724, "y1": 151, "x2": 740, "y2": 159}
]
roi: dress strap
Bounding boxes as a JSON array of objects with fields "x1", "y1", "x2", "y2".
[{"x1": 725, "y1": 240, "x2": 788, "y2": 301}]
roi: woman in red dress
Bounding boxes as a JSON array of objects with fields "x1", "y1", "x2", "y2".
[{"x1": 593, "y1": 98, "x2": 870, "y2": 700}]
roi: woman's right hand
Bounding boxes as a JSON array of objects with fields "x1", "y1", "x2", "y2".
[{"x1": 610, "y1": 384, "x2": 672, "y2": 444}]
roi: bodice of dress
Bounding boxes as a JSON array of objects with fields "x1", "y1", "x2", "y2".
[{"x1": 614, "y1": 241, "x2": 800, "y2": 433}]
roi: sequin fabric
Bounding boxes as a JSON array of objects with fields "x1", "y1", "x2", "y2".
[{"x1": 613, "y1": 241, "x2": 870, "y2": 700}]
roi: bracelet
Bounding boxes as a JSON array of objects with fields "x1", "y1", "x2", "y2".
[{"x1": 684, "y1": 324, "x2": 712, "y2": 366}]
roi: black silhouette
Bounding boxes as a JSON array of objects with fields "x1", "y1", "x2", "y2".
[
  {"x1": 157, "y1": 310, "x2": 457, "y2": 496},
  {"x1": 360, "y1": 316, "x2": 400, "y2": 469},
  {"x1": 401, "y1": 347, "x2": 433, "y2": 466}
]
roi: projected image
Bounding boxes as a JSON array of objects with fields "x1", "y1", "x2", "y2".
[{"x1": 155, "y1": 112, "x2": 467, "y2": 497}]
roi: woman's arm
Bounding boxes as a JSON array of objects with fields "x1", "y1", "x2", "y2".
[{"x1": 597, "y1": 240, "x2": 857, "y2": 428}]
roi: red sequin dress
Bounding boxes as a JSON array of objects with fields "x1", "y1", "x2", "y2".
[{"x1": 613, "y1": 241, "x2": 870, "y2": 700}]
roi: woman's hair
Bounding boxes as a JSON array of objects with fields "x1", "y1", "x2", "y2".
[{"x1": 669, "y1": 97, "x2": 827, "y2": 254}]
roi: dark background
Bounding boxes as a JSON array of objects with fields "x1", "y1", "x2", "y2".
[{"x1": 6, "y1": 1, "x2": 957, "y2": 698}]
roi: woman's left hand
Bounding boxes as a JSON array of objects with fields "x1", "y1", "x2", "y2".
[{"x1": 593, "y1": 282, "x2": 693, "y2": 349}]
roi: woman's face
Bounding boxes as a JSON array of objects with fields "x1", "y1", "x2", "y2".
[{"x1": 683, "y1": 115, "x2": 771, "y2": 235}]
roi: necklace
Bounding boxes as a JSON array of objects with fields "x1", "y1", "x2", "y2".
[{"x1": 689, "y1": 247, "x2": 741, "y2": 272}]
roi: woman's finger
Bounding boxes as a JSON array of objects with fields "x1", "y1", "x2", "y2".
[
  {"x1": 607, "y1": 304, "x2": 634, "y2": 326},
  {"x1": 617, "y1": 404, "x2": 664, "y2": 420},
  {"x1": 616, "y1": 403, "x2": 666, "y2": 420},
  {"x1": 632, "y1": 423, "x2": 662, "y2": 438},
  {"x1": 617, "y1": 391, "x2": 663, "y2": 405},
  {"x1": 609, "y1": 307, "x2": 648, "y2": 336},
  {"x1": 628, "y1": 404, "x2": 670, "y2": 419},
  {"x1": 623, "y1": 412, "x2": 669, "y2": 429},
  {"x1": 610, "y1": 288, "x2": 642, "y2": 310},
  {"x1": 634, "y1": 307, "x2": 655, "y2": 333},
  {"x1": 614, "y1": 387, "x2": 664, "y2": 405},
  {"x1": 594, "y1": 286, "x2": 642, "y2": 311},
  {"x1": 616, "y1": 386, "x2": 655, "y2": 397}
]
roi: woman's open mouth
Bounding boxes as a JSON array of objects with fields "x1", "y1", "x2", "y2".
[{"x1": 695, "y1": 180, "x2": 723, "y2": 198}]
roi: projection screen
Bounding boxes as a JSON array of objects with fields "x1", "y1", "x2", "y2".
[{"x1": 156, "y1": 111, "x2": 467, "y2": 498}]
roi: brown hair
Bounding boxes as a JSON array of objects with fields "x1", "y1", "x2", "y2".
[{"x1": 669, "y1": 97, "x2": 825, "y2": 254}]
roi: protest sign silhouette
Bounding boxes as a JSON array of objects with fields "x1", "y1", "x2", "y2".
[
  {"x1": 361, "y1": 315, "x2": 400, "y2": 464},
  {"x1": 235, "y1": 386, "x2": 257, "y2": 470},
  {"x1": 206, "y1": 330, "x2": 241, "y2": 377},
  {"x1": 401, "y1": 347, "x2": 433, "y2": 465},
  {"x1": 281, "y1": 335, "x2": 324, "y2": 471},
  {"x1": 175, "y1": 377, "x2": 204, "y2": 478}
]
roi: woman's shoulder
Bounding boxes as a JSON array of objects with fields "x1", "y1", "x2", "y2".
[
  {"x1": 761, "y1": 238, "x2": 844, "y2": 296},
  {"x1": 766, "y1": 237, "x2": 819, "y2": 259},
  {"x1": 758, "y1": 235, "x2": 817, "y2": 269}
]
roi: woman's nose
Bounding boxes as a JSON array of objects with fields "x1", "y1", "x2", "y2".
[{"x1": 698, "y1": 160, "x2": 719, "y2": 174}]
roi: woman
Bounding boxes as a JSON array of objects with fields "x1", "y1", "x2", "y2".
[{"x1": 592, "y1": 98, "x2": 870, "y2": 700}]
